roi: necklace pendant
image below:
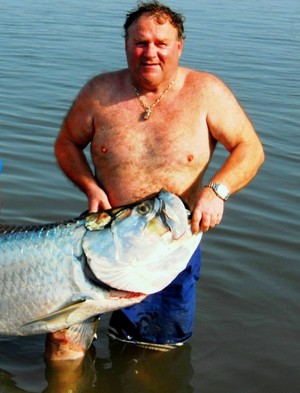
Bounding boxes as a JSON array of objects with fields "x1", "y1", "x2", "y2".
[{"x1": 144, "y1": 108, "x2": 152, "y2": 120}]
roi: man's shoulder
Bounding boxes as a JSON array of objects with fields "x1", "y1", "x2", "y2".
[
  {"x1": 181, "y1": 68, "x2": 223, "y2": 93},
  {"x1": 182, "y1": 67, "x2": 224, "y2": 87},
  {"x1": 179, "y1": 68, "x2": 228, "y2": 102},
  {"x1": 88, "y1": 69, "x2": 126, "y2": 85},
  {"x1": 77, "y1": 69, "x2": 127, "y2": 101}
]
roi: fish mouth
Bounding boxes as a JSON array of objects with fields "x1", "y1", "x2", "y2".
[{"x1": 109, "y1": 289, "x2": 146, "y2": 299}]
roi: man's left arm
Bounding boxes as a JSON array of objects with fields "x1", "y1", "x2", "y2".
[{"x1": 192, "y1": 75, "x2": 265, "y2": 233}]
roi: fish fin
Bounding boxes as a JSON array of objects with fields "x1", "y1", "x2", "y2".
[
  {"x1": 45, "y1": 317, "x2": 100, "y2": 360},
  {"x1": 65, "y1": 317, "x2": 100, "y2": 349},
  {"x1": 20, "y1": 298, "x2": 89, "y2": 332}
]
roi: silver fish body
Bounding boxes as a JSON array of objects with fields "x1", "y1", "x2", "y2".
[{"x1": 0, "y1": 190, "x2": 202, "y2": 337}]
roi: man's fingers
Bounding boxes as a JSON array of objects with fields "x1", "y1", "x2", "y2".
[
  {"x1": 192, "y1": 192, "x2": 224, "y2": 233},
  {"x1": 200, "y1": 213, "x2": 211, "y2": 232},
  {"x1": 191, "y1": 210, "x2": 202, "y2": 234},
  {"x1": 89, "y1": 201, "x2": 99, "y2": 213},
  {"x1": 199, "y1": 213, "x2": 222, "y2": 232}
]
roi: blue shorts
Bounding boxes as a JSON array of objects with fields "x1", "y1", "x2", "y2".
[{"x1": 108, "y1": 244, "x2": 201, "y2": 350}]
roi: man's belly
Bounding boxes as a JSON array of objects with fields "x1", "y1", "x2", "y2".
[{"x1": 95, "y1": 166, "x2": 203, "y2": 209}]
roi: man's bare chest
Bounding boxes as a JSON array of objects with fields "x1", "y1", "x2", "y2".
[{"x1": 91, "y1": 113, "x2": 211, "y2": 171}]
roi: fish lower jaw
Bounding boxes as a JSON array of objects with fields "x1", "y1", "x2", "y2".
[{"x1": 108, "y1": 290, "x2": 146, "y2": 299}]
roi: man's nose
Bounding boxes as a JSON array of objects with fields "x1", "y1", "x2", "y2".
[{"x1": 143, "y1": 43, "x2": 157, "y2": 58}]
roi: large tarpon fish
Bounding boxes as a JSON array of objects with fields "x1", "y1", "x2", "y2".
[{"x1": 0, "y1": 190, "x2": 202, "y2": 352}]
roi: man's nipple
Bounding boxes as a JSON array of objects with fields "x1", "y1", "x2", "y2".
[{"x1": 187, "y1": 154, "x2": 194, "y2": 162}]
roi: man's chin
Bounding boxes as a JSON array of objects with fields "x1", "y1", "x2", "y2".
[{"x1": 139, "y1": 70, "x2": 163, "y2": 86}]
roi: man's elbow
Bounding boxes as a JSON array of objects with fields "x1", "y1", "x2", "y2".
[{"x1": 54, "y1": 133, "x2": 71, "y2": 166}]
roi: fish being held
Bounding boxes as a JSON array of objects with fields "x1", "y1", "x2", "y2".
[{"x1": 0, "y1": 190, "x2": 202, "y2": 356}]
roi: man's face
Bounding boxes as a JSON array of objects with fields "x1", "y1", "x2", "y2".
[{"x1": 125, "y1": 15, "x2": 183, "y2": 87}]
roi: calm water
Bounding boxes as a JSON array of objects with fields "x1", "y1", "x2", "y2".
[{"x1": 0, "y1": 0, "x2": 300, "y2": 391}]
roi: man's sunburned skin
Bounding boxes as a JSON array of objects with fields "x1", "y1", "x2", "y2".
[{"x1": 86, "y1": 68, "x2": 216, "y2": 209}]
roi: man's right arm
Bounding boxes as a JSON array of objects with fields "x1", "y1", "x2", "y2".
[{"x1": 54, "y1": 89, "x2": 111, "y2": 212}]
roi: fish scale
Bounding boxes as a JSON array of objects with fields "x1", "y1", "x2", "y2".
[{"x1": 0, "y1": 219, "x2": 95, "y2": 333}]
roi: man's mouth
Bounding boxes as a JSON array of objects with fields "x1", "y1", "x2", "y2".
[
  {"x1": 142, "y1": 62, "x2": 159, "y2": 67},
  {"x1": 142, "y1": 61, "x2": 159, "y2": 67}
]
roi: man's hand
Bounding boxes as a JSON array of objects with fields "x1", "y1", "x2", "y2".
[
  {"x1": 191, "y1": 187, "x2": 225, "y2": 234},
  {"x1": 87, "y1": 185, "x2": 112, "y2": 212}
]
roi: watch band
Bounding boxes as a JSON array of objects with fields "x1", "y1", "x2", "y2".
[{"x1": 205, "y1": 182, "x2": 230, "y2": 201}]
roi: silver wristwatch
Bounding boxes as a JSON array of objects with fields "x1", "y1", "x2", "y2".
[{"x1": 205, "y1": 182, "x2": 230, "y2": 201}]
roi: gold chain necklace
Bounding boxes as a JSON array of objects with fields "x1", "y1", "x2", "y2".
[{"x1": 132, "y1": 79, "x2": 176, "y2": 120}]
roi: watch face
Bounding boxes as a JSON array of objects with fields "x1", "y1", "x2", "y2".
[{"x1": 216, "y1": 184, "x2": 229, "y2": 198}]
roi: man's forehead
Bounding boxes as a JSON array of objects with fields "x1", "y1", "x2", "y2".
[{"x1": 127, "y1": 15, "x2": 179, "y2": 39}]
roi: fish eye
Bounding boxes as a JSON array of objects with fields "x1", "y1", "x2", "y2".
[{"x1": 136, "y1": 202, "x2": 153, "y2": 215}]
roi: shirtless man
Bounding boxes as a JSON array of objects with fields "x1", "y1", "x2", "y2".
[{"x1": 52, "y1": 1, "x2": 264, "y2": 359}]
